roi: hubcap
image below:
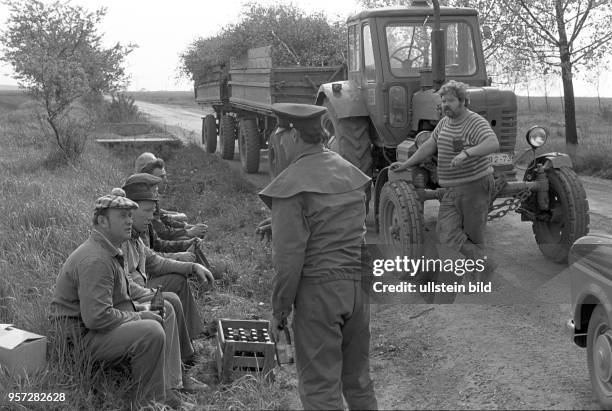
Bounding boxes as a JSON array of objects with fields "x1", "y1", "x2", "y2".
[{"x1": 594, "y1": 330, "x2": 612, "y2": 384}]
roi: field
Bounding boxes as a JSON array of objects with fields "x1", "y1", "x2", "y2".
[{"x1": 129, "y1": 90, "x2": 198, "y2": 110}]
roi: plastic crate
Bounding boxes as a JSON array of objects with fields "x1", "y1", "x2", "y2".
[{"x1": 214, "y1": 318, "x2": 276, "y2": 382}]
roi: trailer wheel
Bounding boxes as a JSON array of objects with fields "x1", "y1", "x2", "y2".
[
  {"x1": 532, "y1": 166, "x2": 589, "y2": 263},
  {"x1": 219, "y1": 115, "x2": 236, "y2": 160},
  {"x1": 239, "y1": 118, "x2": 261, "y2": 173},
  {"x1": 202, "y1": 114, "x2": 217, "y2": 153},
  {"x1": 587, "y1": 305, "x2": 612, "y2": 408},
  {"x1": 379, "y1": 180, "x2": 424, "y2": 259}
]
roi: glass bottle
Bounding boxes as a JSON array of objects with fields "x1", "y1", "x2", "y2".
[
  {"x1": 275, "y1": 327, "x2": 295, "y2": 365},
  {"x1": 150, "y1": 285, "x2": 164, "y2": 317}
]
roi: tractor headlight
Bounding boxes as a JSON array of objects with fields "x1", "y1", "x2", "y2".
[
  {"x1": 526, "y1": 126, "x2": 548, "y2": 148},
  {"x1": 415, "y1": 130, "x2": 431, "y2": 148}
]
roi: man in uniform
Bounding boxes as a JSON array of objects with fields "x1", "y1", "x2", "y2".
[
  {"x1": 391, "y1": 80, "x2": 499, "y2": 282},
  {"x1": 259, "y1": 103, "x2": 378, "y2": 410},
  {"x1": 121, "y1": 173, "x2": 214, "y2": 342},
  {"x1": 134, "y1": 152, "x2": 208, "y2": 241},
  {"x1": 50, "y1": 190, "x2": 189, "y2": 405}
]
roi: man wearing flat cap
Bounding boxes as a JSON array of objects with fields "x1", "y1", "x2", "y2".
[
  {"x1": 134, "y1": 152, "x2": 208, "y2": 241},
  {"x1": 120, "y1": 173, "x2": 214, "y2": 344},
  {"x1": 50, "y1": 190, "x2": 188, "y2": 405},
  {"x1": 259, "y1": 103, "x2": 378, "y2": 410}
]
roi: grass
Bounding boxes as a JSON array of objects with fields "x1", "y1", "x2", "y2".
[{"x1": 0, "y1": 95, "x2": 293, "y2": 410}]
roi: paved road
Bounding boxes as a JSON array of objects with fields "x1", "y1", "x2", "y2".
[{"x1": 138, "y1": 100, "x2": 612, "y2": 409}]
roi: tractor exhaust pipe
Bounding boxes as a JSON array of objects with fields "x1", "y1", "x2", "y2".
[{"x1": 431, "y1": 0, "x2": 446, "y2": 90}]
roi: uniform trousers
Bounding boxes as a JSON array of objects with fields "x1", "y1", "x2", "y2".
[{"x1": 293, "y1": 278, "x2": 378, "y2": 410}]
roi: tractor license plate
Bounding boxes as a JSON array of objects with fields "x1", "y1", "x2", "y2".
[{"x1": 489, "y1": 153, "x2": 513, "y2": 165}]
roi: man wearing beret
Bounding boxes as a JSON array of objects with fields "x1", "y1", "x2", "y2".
[
  {"x1": 50, "y1": 191, "x2": 188, "y2": 405},
  {"x1": 120, "y1": 173, "x2": 214, "y2": 343},
  {"x1": 259, "y1": 103, "x2": 378, "y2": 409},
  {"x1": 134, "y1": 152, "x2": 208, "y2": 241}
]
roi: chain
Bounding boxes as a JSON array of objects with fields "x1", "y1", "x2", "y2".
[{"x1": 487, "y1": 186, "x2": 533, "y2": 221}]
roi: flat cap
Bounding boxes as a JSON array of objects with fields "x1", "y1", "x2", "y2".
[
  {"x1": 272, "y1": 103, "x2": 327, "y2": 128},
  {"x1": 122, "y1": 173, "x2": 162, "y2": 201},
  {"x1": 134, "y1": 152, "x2": 157, "y2": 173},
  {"x1": 94, "y1": 189, "x2": 139, "y2": 211}
]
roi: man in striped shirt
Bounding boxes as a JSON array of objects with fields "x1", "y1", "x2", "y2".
[{"x1": 392, "y1": 80, "x2": 499, "y2": 282}]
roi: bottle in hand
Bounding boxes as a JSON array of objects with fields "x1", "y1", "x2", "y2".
[
  {"x1": 150, "y1": 285, "x2": 164, "y2": 317},
  {"x1": 275, "y1": 327, "x2": 295, "y2": 365}
]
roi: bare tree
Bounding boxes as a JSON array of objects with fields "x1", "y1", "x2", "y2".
[{"x1": 502, "y1": 0, "x2": 612, "y2": 151}]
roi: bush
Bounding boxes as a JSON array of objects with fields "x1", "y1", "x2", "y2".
[{"x1": 104, "y1": 93, "x2": 142, "y2": 123}]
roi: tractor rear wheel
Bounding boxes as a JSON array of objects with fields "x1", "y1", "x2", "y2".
[
  {"x1": 219, "y1": 115, "x2": 236, "y2": 160},
  {"x1": 239, "y1": 118, "x2": 261, "y2": 173},
  {"x1": 202, "y1": 114, "x2": 217, "y2": 153},
  {"x1": 379, "y1": 180, "x2": 424, "y2": 259},
  {"x1": 532, "y1": 166, "x2": 589, "y2": 263}
]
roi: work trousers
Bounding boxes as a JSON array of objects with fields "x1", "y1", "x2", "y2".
[
  {"x1": 136, "y1": 291, "x2": 194, "y2": 361},
  {"x1": 436, "y1": 174, "x2": 494, "y2": 251},
  {"x1": 293, "y1": 278, "x2": 378, "y2": 410},
  {"x1": 147, "y1": 273, "x2": 204, "y2": 339},
  {"x1": 85, "y1": 299, "x2": 182, "y2": 402}
]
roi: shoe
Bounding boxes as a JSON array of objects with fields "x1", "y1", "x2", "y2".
[
  {"x1": 473, "y1": 257, "x2": 498, "y2": 283},
  {"x1": 180, "y1": 375, "x2": 210, "y2": 393},
  {"x1": 166, "y1": 390, "x2": 197, "y2": 410}
]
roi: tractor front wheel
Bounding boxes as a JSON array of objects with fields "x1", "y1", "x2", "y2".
[
  {"x1": 532, "y1": 166, "x2": 589, "y2": 263},
  {"x1": 379, "y1": 180, "x2": 424, "y2": 259}
]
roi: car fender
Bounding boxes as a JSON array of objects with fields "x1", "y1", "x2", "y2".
[{"x1": 316, "y1": 81, "x2": 369, "y2": 119}]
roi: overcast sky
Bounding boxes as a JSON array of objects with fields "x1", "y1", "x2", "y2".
[{"x1": 0, "y1": 0, "x2": 610, "y2": 96}]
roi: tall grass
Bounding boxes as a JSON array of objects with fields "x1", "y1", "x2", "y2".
[{"x1": 0, "y1": 99, "x2": 290, "y2": 409}]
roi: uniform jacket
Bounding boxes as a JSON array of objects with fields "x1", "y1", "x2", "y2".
[
  {"x1": 50, "y1": 230, "x2": 140, "y2": 333},
  {"x1": 259, "y1": 146, "x2": 371, "y2": 320}
]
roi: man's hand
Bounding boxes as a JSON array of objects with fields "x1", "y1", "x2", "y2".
[
  {"x1": 389, "y1": 161, "x2": 406, "y2": 172},
  {"x1": 192, "y1": 263, "x2": 215, "y2": 287},
  {"x1": 451, "y1": 150, "x2": 469, "y2": 168},
  {"x1": 255, "y1": 217, "x2": 272, "y2": 242},
  {"x1": 186, "y1": 223, "x2": 208, "y2": 238},
  {"x1": 139, "y1": 310, "x2": 163, "y2": 325},
  {"x1": 269, "y1": 315, "x2": 286, "y2": 343}
]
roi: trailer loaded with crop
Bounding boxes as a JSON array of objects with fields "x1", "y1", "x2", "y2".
[{"x1": 195, "y1": 46, "x2": 344, "y2": 174}]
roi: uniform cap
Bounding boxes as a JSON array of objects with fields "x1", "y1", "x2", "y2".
[
  {"x1": 134, "y1": 152, "x2": 157, "y2": 173},
  {"x1": 94, "y1": 189, "x2": 139, "y2": 211},
  {"x1": 122, "y1": 173, "x2": 162, "y2": 201},
  {"x1": 271, "y1": 103, "x2": 327, "y2": 128}
]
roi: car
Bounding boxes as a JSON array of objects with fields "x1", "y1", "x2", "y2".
[{"x1": 567, "y1": 233, "x2": 612, "y2": 407}]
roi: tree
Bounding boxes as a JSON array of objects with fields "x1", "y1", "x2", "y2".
[
  {"x1": 502, "y1": 0, "x2": 612, "y2": 151},
  {"x1": 0, "y1": 0, "x2": 134, "y2": 161},
  {"x1": 179, "y1": 2, "x2": 346, "y2": 84}
]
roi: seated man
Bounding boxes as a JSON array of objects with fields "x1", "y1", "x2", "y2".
[
  {"x1": 121, "y1": 173, "x2": 214, "y2": 341},
  {"x1": 134, "y1": 152, "x2": 208, "y2": 241},
  {"x1": 50, "y1": 191, "x2": 199, "y2": 406}
]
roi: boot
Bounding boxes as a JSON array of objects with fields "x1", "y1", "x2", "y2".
[{"x1": 459, "y1": 240, "x2": 497, "y2": 283}]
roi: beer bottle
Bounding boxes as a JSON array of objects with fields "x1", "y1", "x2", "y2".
[
  {"x1": 150, "y1": 285, "x2": 164, "y2": 317},
  {"x1": 275, "y1": 327, "x2": 295, "y2": 365}
]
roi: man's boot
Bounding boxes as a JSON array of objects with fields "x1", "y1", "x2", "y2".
[{"x1": 459, "y1": 240, "x2": 498, "y2": 283}]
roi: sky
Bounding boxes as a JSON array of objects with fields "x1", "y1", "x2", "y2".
[{"x1": 0, "y1": 0, "x2": 610, "y2": 96}]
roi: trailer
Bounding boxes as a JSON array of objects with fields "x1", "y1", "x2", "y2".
[{"x1": 195, "y1": 46, "x2": 345, "y2": 174}]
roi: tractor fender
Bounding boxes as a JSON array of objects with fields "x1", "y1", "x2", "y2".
[
  {"x1": 529, "y1": 151, "x2": 573, "y2": 170},
  {"x1": 316, "y1": 81, "x2": 369, "y2": 119}
]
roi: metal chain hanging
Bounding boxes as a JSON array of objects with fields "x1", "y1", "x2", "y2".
[{"x1": 487, "y1": 187, "x2": 533, "y2": 221}]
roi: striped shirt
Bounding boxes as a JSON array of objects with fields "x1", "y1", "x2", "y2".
[{"x1": 432, "y1": 110, "x2": 495, "y2": 187}]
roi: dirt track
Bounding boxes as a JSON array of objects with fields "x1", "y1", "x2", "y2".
[{"x1": 138, "y1": 100, "x2": 612, "y2": 409}]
